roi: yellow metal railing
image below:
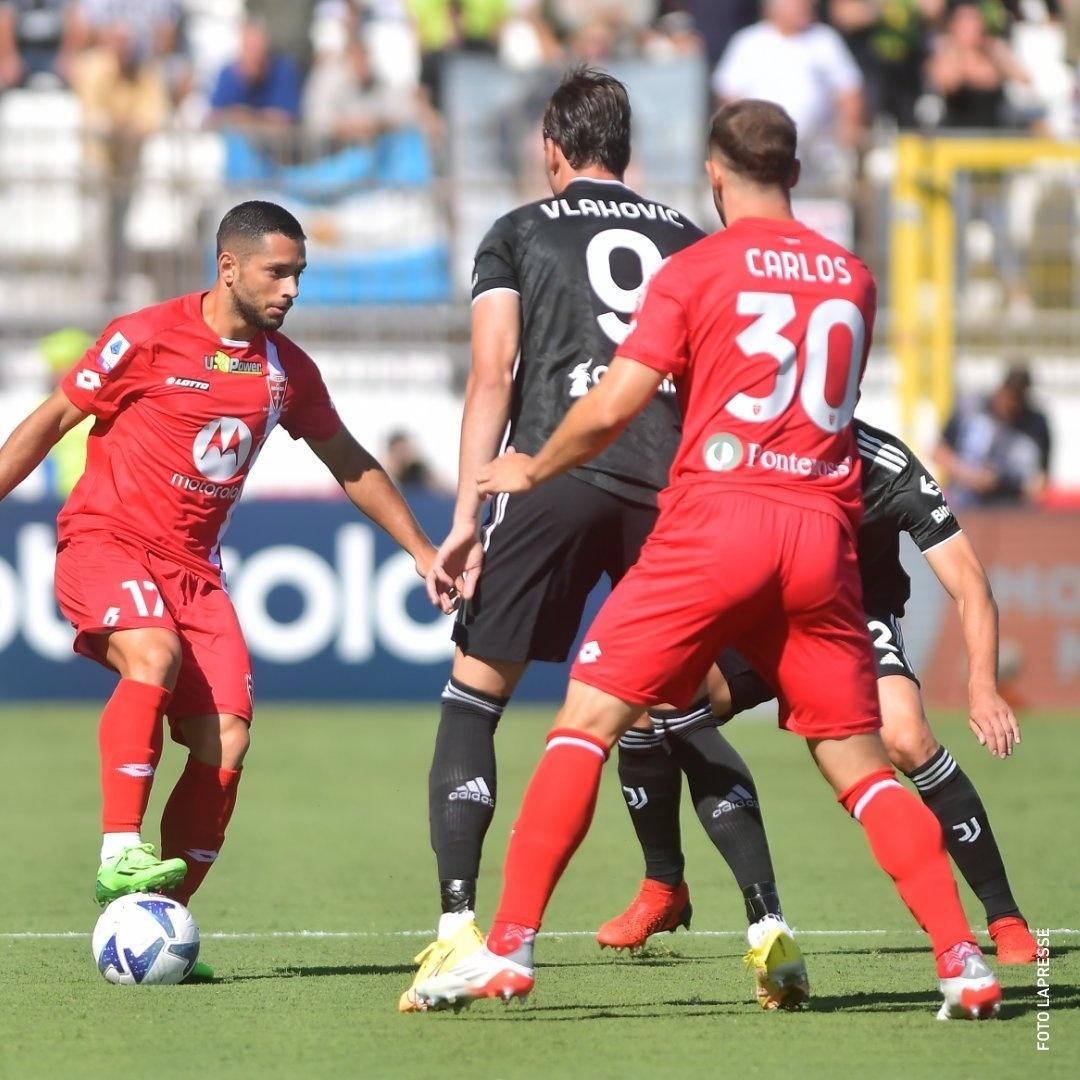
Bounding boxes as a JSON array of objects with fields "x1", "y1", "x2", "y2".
[{"x1": 890, "y1": 135, "x2": 1080, "y2": 439}]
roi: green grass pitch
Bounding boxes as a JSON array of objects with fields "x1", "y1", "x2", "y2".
[{"x1": 1, "y1": 704, "x2": 1076, "y2": 1079}]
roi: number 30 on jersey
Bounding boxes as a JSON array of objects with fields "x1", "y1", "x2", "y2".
[{"x1": 729, "y1": 291, "x2": 866, "y2": 433}]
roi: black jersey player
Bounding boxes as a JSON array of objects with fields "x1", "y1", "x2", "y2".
[
  {"x1": 401, "y1": 68, "x2": 804, "y2": 1012},
  {"x1": 602, "y1": 419, "x2": 1038, "y2": 964}
]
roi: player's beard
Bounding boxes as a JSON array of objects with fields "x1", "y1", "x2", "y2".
[{"x1": 230, "y1": 282, "x2": 286, "y2": 333}]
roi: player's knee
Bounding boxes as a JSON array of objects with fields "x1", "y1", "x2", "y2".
[
  {"x1": 123, "y1": 637, "x2": 182, "y2": 688},
  {"x1": 882, "y1": 721, "x2": 938, "y2": 774},
  {"x1": 217, "y1": 715, "x2": 251, "y2": 768}
]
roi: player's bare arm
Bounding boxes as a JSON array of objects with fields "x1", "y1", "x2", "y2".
[
  {"x1": 307, "y1": 425, "x2": 436, "y2": 578},
  {"x1": 0, "y1": 387, "x2": 90, "y2": 501},
  {"x1": 924, "y1": 531, "x2": 1019, "y2": 758},
  {"x1": 426, "y1": 289, "x2": 520, "y2": 612},
  {"x1": 476, "y1": 357, "x2": 664, "y2": 497}
]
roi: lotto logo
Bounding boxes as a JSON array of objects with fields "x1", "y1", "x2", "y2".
[
  {"x1": 578, "y1": 640, "x2": 602, "y2": 664},
  {"x1": 75, "y1": 369, "x2": 102, "y2": 391}
]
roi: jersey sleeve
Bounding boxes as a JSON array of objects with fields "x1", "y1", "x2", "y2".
[
  {"x1": 618, "y1": 259, "x2": 691, "y2": 376},
  {"x1": 892, "y1": 448, "x2": 962, "y2": 552},
  {"x1": 60, "y1": 322, "x2": 147, "y2": 421},
  {"x1": 279, "y1": 347, "x2": 343, "y2": 442},
  {"x1": 471, "y1": 214, "x2": 519, "y2": 300}
]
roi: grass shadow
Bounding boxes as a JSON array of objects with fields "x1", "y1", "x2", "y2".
[{"x1": 226, "y1": 963, "x2": 415, "y2": 981}]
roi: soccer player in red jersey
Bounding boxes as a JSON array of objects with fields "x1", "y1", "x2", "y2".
[
  {"x1": 418, "y1": 101, "x2": 1002, "y2": 1020},
  {"x1": 0, "y1": 201, "x2": 435, "y2": 969}
]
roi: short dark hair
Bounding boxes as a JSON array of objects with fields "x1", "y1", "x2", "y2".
[
  {"x1": 1002, "y1": 363, "x2": 1032, "y2": 397},
  {"x1": 542, "y1": 66, "x2": 631, "y2": 176},
  {"x1": 216, "y1": 200, "x2": 306, "y2": 256},
  {"x1": 709, "y1": 100, "x2": 798, "y2": 188}
]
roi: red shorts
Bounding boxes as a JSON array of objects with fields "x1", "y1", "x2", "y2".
[
  {"x1": 570, "y1": 488, "x2": 881, "y2": 740},
  {"x1": 54, "y1": 532, "x2": 253, "y2": 727}
]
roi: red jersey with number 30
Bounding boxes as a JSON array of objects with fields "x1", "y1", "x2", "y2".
[
  {"x1": 620, "y1": 216, "x2": 876, "y2": 531},
  {"x1": 58, "y1": 292, "x2": 342, "y2": 578}
]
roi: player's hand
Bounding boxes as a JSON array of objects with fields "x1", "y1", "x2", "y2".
[
  {"x1": 413, "y1": 542, "x2": 438, "y2": 581},
  {"x1": 477, "y1": 449, "x2": 536, "y2": 497},
  {"x1": 967, "y1": 687, "x2": 1020, "y2": 758},
  {"x1": 425, "y1": 521, "x2": 484, "y2": 614}
]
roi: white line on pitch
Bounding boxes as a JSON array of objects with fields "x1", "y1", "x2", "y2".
[{"x1": 4, "y1": 928, "x2": 1079, "y2": 941}]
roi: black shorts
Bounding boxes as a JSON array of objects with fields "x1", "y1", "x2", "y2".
[
  {"x1": 452, "y1": 473, "x2": 657, "y2": 663},
  {"x1": 865, "y1": 609, "x2": 920, "y2": 685}
]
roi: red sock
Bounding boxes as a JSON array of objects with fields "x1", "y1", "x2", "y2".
[
  {"x1": 160, "y1": 756, "x2": 242, "y2": 904},
  {"x1": 488, "y1": 729, "x2": 608, "y2": 956},
  {"x1": 99, "y1": 680, "x2": 170, "y2": 833},
  {"x1": 839, "y1": 768, "x2": 974, "y2": 965}
]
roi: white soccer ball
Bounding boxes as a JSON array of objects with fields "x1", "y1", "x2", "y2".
[{"x1": 92, "y1": 893, "x2": 200, "y2": 985}]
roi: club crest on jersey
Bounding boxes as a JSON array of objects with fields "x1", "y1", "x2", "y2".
[
  {"x1": 267, "y1": 371, "x2": 287, "y2": 412},
  {"x1": 703, "y1": 433, "x2": 744, "y2": 472},
  {"x1": 205, "y1": 349, "x2": 261, "y2": 375}
]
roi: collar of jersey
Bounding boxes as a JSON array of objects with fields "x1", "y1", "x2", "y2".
[{"x1": 561, "y1": 176, "x2": 630, "y2": 191}]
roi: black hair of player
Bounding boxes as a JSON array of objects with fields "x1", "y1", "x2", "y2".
[
  {"x1": 709, "y1": 100, "x2": 798, "y2": 188},
  {"x1": 215, "y1": 200, "x2": 306, "y2": 257},
  {"x1": 542, "y1": 66, "x2": 631, "y2": 176}
]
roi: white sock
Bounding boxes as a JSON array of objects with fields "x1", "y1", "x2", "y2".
[
  {"x1": 747, "y1": 913, "x2": 793, "y2": 948},
  {"x1": 100, "y1": 832, "x2": 142, "y2": 863},
  {"x1": 437, "y1": 910, "x2": 475, "y2": 940}
]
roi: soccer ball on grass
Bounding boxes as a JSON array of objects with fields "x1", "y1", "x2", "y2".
[{"x1": 92, "y1": 893, "x2": 200, "y2": 985}]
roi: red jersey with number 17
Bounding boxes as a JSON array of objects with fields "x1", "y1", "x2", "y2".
[
  {"x1": 58, "y1": 292, "x2": 342, "y2": 579},
  {"x1": 620, "y1": 216, "x2": 877, "y2": 532}
]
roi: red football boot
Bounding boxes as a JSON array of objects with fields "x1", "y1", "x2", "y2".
[
  {"x1": 989, "y1": 916, "x2": 1039, "y2": 964},
  {"x1": 596, "y1": 879, "x2": 692, "y2": 950}
]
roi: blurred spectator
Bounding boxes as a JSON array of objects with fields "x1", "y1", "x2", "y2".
[
  {"x1": 407, "y1": 0, "x2": 509, "y2": 108},
  {"x1": 384, "y1": 430, "x2": 447, "y2": 493},
  {"x1": 497, "y1": 0, "x2": 561, "y2": 70},
  {"x1": 926, "y1": 1, "x2": 1030, "y2": 127},
  {"x1": 76, "y1": 0, "x2": 180, "y2": 61},
  {"x1": 40, "y1": 328, "x2": 94, "y2": 498},
  {"x1": 0, "y1": 0, "x2": 81, "y2": 88},
  {"x1": 208, "y1": 17, "x2": 302, "y2": 131},
  {"x1": 663, "y1": 0, "x2": 758, "y2": 70},
  {"x1": 933, "y1": 364, "x2": 1052, "y2": 507},
  {"x1": 70, "y1": 14, "x2": 171, "y2": 298},
  {"x1": 303, "y1": 30, "x2": 428, "y2": 144},
  {"x1": 247, "y1": 0, "x2": 318, "y2": 74},
  {"x1": 549, "y1": 0, "x2": 658, "y2": 59},
  {"x1": 713, "y1": 0, "x2": 865, "y2": 157},
  {"x1": 70, "y1": 15, "x2": 171, "y2": 162},
  {"x1": 828, "y1": 1, "x2": 945, "y2": 128}
]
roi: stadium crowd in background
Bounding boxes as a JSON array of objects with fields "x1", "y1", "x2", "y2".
[
  {"x1": 0, "y1": 0, "x2": 1074, "y2": 469},
  {"x1": 0, "y1": 2, "x2": 1074, "y2": 140}
]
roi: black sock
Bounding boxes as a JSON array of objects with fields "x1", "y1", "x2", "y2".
[
  {"x1": 428, "y1": 677, "x2": 507, "y2": 913},
  {"x1": 660, "y1": 715, "x2": 782, "y2": 924},
  {"x1": 616, "y1": 728, "x2": 684, "y2": 887},
  {"x1": 906, "y1": 745, "x2": 1022, "y2": 923}
]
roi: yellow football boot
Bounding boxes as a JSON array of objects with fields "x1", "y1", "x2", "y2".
[
  {"x1": 743, "y1": 914, "x2": 810, "y2": 1010},
  {"x1": 398, "y1": 918, "x2": 485, "y2": 1013}
]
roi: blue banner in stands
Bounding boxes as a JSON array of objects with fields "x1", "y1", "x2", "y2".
[{"x1": 0, "y1": 498, "x2": 599, "y2": 702}]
